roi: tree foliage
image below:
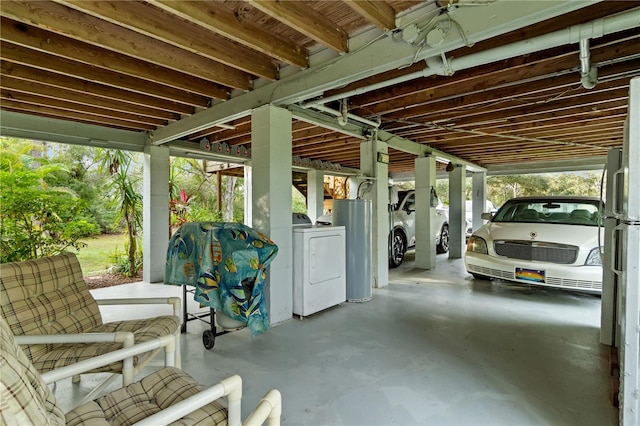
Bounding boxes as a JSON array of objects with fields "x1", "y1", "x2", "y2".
[
  {"x1": 435, "y1": 171, "x2": 602, "y2": 207},
  {"x1": 0, "y1": 139, "x2": 99, "y2": 262},
  {"x1": 46, "y1": 143, "x2": 114, "y2": 232},
  {"x1": 169, "y1": 158, "x2": 242, "y2": 228}
]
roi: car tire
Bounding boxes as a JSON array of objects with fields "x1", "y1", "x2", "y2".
[
  {"x1": 471, "y1": 273, "x2": 491, "y2": 281},
  {"x1": 436, "y1": 224, "x2": 449, "y2": 254},
  {"x1": 389, "y1": 230, "x2": 406, "y2": 268}
]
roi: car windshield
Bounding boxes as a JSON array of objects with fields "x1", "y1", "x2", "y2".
[{"x1": 492, "y1": 199, "x2": 603, "y2": 226}]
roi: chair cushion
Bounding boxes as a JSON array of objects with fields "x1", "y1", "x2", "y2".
[
  {"x1": 0, "y1": 316, "x2": 65, "y2": 426},
  {"x1": 32, "y1": 315, "x2": 181, "y2": 373},
  {"x1": 0, "y1": 252, "x2": 103, "y2": 362},
  {"x1": 65, "y1": 367, "x2": 228, "y2": 426}
]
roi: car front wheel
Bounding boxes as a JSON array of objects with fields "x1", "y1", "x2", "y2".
[
  {"x1": 389, "y1": 230, "x2": 406, "y2": 268},
  {"x1": 436, "y1": 224, "x2": 449, "y2": 254}
]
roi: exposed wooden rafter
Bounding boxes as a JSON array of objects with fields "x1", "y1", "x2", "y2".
[
  {"x1": 344, "y1": 0, "x2": 396, "y2": 31},
  {"x1": 0, "y1": 1, "x2": 250, "y2": 90},
  {"x1": 0, "y1": 0, "x2": 637, "y2": 173},
  {"x1": 246, "y1": 0, "x2": 349, "y2": 53},
  {"x1": 148, "y1": 0, "x2": 309, "y2": 69},
  {"x1": 55, "y1": 0, "x2": 279, "y2": 80}
]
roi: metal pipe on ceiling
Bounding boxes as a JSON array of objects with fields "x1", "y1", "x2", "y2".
[
  {"x1": 310, "y1": 104, "x2": 382, "y2": 128},
  {"x1": 579, "y1": 38, "x2": 598, "y2": 89},
  {"x1": 303, "y1": 7, "x2": 640, "y2": 107}
]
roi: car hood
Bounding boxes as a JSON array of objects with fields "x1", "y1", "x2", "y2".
[{"x1": 475, "y1": 222, "x2": 602, "y2": 248}]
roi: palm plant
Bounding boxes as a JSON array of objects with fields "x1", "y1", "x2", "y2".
[{"x1": 97, "y1": 149, "x2": 142, "y2": 277}]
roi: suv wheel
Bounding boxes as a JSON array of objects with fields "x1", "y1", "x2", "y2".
[
  {"x1": 389, "y1": 230, "x2": 406, "y2": 268},
  {"x1": 436, "y1": 224, "x2": 449, "y2": 254}
]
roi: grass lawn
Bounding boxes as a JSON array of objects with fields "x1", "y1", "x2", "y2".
[{"x1": 73, "y1": 233, "x2": 128, "y2": 275}]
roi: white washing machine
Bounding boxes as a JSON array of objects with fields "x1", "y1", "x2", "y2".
[{"x1": 292, "y1": 223, "x2": 346, "y2": 317}]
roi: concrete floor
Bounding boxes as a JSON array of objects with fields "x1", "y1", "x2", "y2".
[{"x1": 55, "y1": 252, "x2": 617, "y2": 425}]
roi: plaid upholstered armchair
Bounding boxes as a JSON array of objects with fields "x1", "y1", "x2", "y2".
[
  {"x1": 0, "y1": 252, "x2": 181, "y2": 402},
  {"x1": 0, "y1": 316, "x2": 282, "y2": 425}
]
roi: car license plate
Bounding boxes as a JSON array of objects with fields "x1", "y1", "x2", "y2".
[{"x1": 515, "y1": 268, "x2": 545, "y2": 283}]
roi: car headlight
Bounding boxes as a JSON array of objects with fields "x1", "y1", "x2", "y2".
[
  {"x1": 585, "y1": 247, "x2": 603, "y2": 266},
  {"x1": 467, "y1": 236, "x2": 488, "y2": 254}
]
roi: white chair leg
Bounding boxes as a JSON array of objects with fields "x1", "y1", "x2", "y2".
[{"x1": 78, "y1": 373, "x2": 120, "y2": 406}]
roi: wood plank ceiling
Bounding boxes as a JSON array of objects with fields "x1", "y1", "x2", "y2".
[{"x1": 1, "y1": 1, "x2": 639, "y2": 175}]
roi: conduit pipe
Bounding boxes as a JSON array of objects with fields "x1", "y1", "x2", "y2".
[
  {"x1": 302, "y1": 66, "x2": 436, "y2": 108},
  {"x1": 579, "y1": 38, "x2": 598, "y2": 89},
  {"x1": 312, "y1": 104, "x2": 382, "y2": 128},
  {"x1": 303, "y1": 7, "x2": 639, "y2": 107},
  {"x1": 338, "y1": 99, "x2": 349, "y2": 126}
]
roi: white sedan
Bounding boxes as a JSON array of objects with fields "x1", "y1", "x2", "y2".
[{"x1": 465, "y1": 196, "x2": 603, "y2": 293}]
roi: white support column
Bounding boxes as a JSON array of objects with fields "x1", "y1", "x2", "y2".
[
  {"x1": 307, "y1": 169, "x2": 324, "y2": 223},
  {"x1": 143, "y1": 145, "x2": 170, "y2": 283},
  {"x1": 471, "y1": 171, "x2": 487, "y2": 232},
  {"x1": 251, "y1": 105, "x2": 293, "y2": 326},
  {"x1": 415, "y1": 156, "x2": 437, "y2": 270},
  {"x1": 360, "y1": 139, "x2": 389, "y2": 289},
  {"x1": 449, "y1": 165, "x2": 466, "y2": 259},
  {"x1": 244, "y1": 165, "x2": 252, "y2": 225}
]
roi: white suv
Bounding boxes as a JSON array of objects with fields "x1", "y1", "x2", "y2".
[{"x1": 390, "y1": 190, "x2": 449, "y2": 267}]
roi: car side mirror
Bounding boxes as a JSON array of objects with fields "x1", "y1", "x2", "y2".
[{"x1": 481, "y1": 212, "x2": 493, "y2": 220}]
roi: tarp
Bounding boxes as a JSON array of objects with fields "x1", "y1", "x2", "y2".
[{"x1": 165, "y1": 222, "x2": 278, "y2": 336}]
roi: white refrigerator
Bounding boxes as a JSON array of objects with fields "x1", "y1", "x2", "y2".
[{"x1": 603, "y1": 77, "x2": 640, "y2": 426}]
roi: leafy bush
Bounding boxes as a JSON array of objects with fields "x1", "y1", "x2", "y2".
[
  {"x1": 109, "y1": 243, "x2": 142, "y2": 276},
  {"x1": 0, "y1": 143, "x2": 100, "y2": 262}
]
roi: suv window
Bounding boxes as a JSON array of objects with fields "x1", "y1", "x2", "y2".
[{"x1": 403, "y1": 193, "x2": 415, "y2": 211}]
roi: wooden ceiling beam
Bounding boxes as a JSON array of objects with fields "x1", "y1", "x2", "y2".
[
  {"x1": 406, "y1": 121, "x2": 627, "y2": 147},
  {"x1": 389, "y1": 108, "x2": 629, "y2": 140},
  {"x1": 0, "y1": 100, "x2": 156, "y2": 131},
  {"x1": 294, "y1": 135, "x2": 356, "y2": 152},
  {"x1": 0, "y1": 43, "x2": 207, "y2": 109},
  {"x1": 395, "y1": 97, "x2": 628, "y2": 141},
  {"x1": 0, "y1": 19, "x2": 229, "y2": 99},
  {"x1": 56, "y1": 0, "x2": 278, "y2": 80},
  {"x1": 0, "y1": 60, "x2": 187, "y2": 117},
  {"x1": 515, "y1": 122, "x2": 626, "y2": 140},
  {"x1": 351, "y1": 30, "x2": 639, "y2": 116},
  {"x1": 448, "y1": 1, "x2": 639, "y2": 58},
  {"x1": 405, "y1": 87, "x2": 630, "y2": 128},
  {"x1": 362, "y1": 56, "x2": 639, "y2": 123},
  {"x1": 149, "y1": 0, "x2": 308, "y2": 69},
  {"x1": 343, "y1": 0, "x2": 396, "y2": 31},
  {"x1": 430, "y1": 132, "x2": 620, "y2": 153},
  {"x1": 457, "y1": 146, "x2": 611, "y2": 161},
  {"x1": 188, "y1": 118, "x2": 253, "y2": 141},
  {"x1": 293, "y1": 124, "x2": 338, "y2": 140},
  {"x1": 0, "y1": 89, "x2": 168, "y2": 127},
  {"x1": 190, "y1": 116, "x2": 324, "y2": 143},
  {"x1": 0, "y1": 75, "x2": 180, "y2": 122},
  {"x1": 209, "y1": 123, "x2": 252, "y2": 144},
  {"x1": 1, "y1": 107, "x2": 152, "y2": 133},
  {"x1": 0, "y1": 2, "x2": 249, "y2": 91},
  {"x1": 294, "y1": 143, "x2": 359, "y2": 158},
  {"x1": 246, "y1": 0, "x2": 348, "y2": 53},
  {"x1": 478, "y1": 114, "x2": 627, "y2": 134}
]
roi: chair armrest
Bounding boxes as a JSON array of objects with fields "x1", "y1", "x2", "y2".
[
  {"x1": 243, "y1": 389, "x2": 282, "y2": 426},
  {"x1": 40, "y1": 334, "x2": 176, "y2": 384},
  {"x1": 132, "y1": 374, "x2": 243, "y2": 426},
  {"x1": 15, "y1": 332, "x2": 134, "y2": 347},
  {"x1": 96, "y1": 297, "x2": 181, "y2": 317}
]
